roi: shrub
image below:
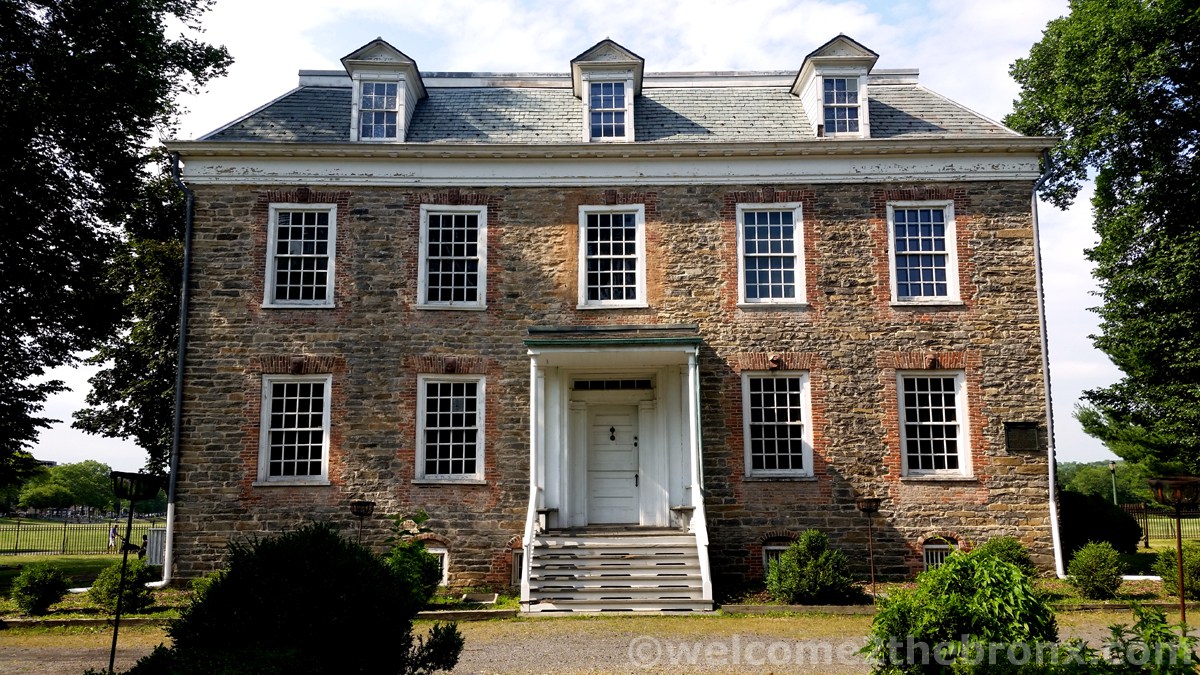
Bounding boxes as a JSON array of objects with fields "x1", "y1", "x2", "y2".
[
  {"x1": 1058, "y1": 489, "x2": 1140, "y2": 559},
  {"x1": 765, "y1": 529, "x2": 865, "y2": 605},
  {"x1": 862, "y1": 549, "x2": 1057, "y2": 672},
  {"x1": 1154, "y1": 541, "x2": 1200, "y2": 600},
  {"x1": 384, "y1": 540, "x2": 442, "y2": 608},
  {"x1": 10, "y1": 563, "x2": 68, "y2": 615},
  {"x1": 1067, "y1": 541, "x2": 1125, "y2": 599},
  {"x1": 973, "y1": 536, "x2": 1037, "y2": 578},
  {"x1": 121, "y1": 522, "x2": 463, "y2": 675},
  {"x1": 88, "y1": 557, "x2": 155, "y2": 614}
]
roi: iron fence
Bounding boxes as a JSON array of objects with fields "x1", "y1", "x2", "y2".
[
  {"x1": 1120, "y1": 503, "x2": 1200, "y2": 546},
  {"x1": 0, "y1": 519, "x2": 160, "y2": 556}
]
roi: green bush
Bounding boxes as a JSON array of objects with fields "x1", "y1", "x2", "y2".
[
  {"x1": 10, "y1": 563, "x2": 68, "y2": 615},
  {"x1": 1067, "y1": 541, "x2": 1125, "y2": 599},
  {"x1": 1154, "y1": 541, "x2": 1200, "y2": 600},
  {"x1": 862, "y1": 549, "x2": 1057, "y2": 673},
  {"x1": 1058, "y1": 489, "x2": 1141, "y2": 558},
  {"x1": 384, "y1": 539, "x2": 442, "y2": 608},
  {"x1": 88, "y1": 558, "x2": 155, "y2": 614},
  {"x1": 121, "y1": 522, "x2": 463, "y2": 675},
  {"x1": 973, "y1": 536, "x2": 1037, "y2": 578},
  {"x1": 765, "y1": 529, "x2": 865, "y2": 605}
]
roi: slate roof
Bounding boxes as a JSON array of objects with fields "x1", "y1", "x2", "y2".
[{"x1": 203, "y1": 82, "x2": 1015, "y2": 144}]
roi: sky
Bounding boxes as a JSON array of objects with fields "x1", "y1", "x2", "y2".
[{"x1": 29, "y1": 0, "x2": 1121, "y2": 472}]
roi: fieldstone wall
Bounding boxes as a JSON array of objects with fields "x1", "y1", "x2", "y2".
[{"x1": 173, "y1": 180, "x2": 1052, "y2": 591}]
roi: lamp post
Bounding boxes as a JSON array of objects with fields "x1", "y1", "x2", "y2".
[
  {"x1": 855, "y1": 496, "x2": 882, "y2": 602},
  {"x1": 107, "y1": 471, "x2": 162, "y2": 674},
  {"x1": 1148, "y1": 476, "x2": 1200, "y2": 634},
  {"x1": 349, "y1": 499, "x2": 376, "y2": 545},
  {"x1": 1109, "y1": 460, "x2": 1118, "y2": 506}
]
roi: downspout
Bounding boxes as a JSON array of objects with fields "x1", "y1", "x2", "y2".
[
  {"x1": 162, "y1": 152, "x2": 196, "y2": 586},
  {"x1": 1031, "y1": 149, "x2": 1066, "y2": 577}
]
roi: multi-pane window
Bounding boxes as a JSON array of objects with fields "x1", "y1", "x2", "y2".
[
  {"x1": 589, "y1": 81, "x2": 626, "y2": 139},
  {"x1": 899, "y1": 373, "x2": 968, "y2": 475},
  {"x1": 578, "y1": 206, "x2": 645, "y2": 307},
  {"x1": 419, "y1": 206, "x2": 486, "y2": 308},
  {"x1": 359, "y1": 81, "x2": 399, "y2": 139},
  {"x1": 259, "y1": 375, "x2": 331, "y2": 482},
  {"x1": 823, "y1": 77, "x2": 860, "y2": 133},
  {"x1": 889, "y1": 202, "x2": 958, "y2": 302},
  {"x1": 742, "y1": 373, "x2": 812, "y2": 476},
  {"x1": 737, "y1": 204, "x2": 804, "y2": 304},
  {"x1": 418, "y1": 376, "x2": 484, "y2": 480},
  {"x1": 266, "y1": 205, "x2": 335, "y2": 306}
]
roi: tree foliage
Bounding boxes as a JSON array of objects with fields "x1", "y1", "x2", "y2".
[
  {"x1": 0, "y1": 0, "x2": 229, "y2": 482},
  {"x1": 1056, "y1": 457, "x2": 1154, "y2": 504},
  {"x1": 17, "y1": 459, "x2": 114, "y2": 511},
  {"x1": 1006, "y1": 0, "x2": 1200, "y2": 473}
]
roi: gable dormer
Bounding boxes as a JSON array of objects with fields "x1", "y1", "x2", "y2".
[
  {"x1": 791, "y1": 35, "x2": 879, "y2": 138},
  {"x1": 341, "y1": 38, "x2": 427, "y2": 143},
  {"x1": 570, "y1": 40, "x2": 644, "y2": 143}
]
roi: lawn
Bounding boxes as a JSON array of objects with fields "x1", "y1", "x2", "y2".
[{"x1": 0, "y1": 517, "x2": 163, "y2": 556}]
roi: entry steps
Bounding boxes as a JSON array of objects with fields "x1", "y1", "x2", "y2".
[{"x1": 525, "y1": 530, "x2": 710, "y2": 613}]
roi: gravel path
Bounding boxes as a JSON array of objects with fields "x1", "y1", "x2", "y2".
[{"x1": 0, "y1": 610, "x2": 1157, "y2": 674}]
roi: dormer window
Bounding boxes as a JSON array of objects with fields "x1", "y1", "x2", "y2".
[
  {"x1": 589, "y1": 81, "x2": 627, "y2": 139},
  {"x1": 571, "y1": 39, "x2": 644, "y2": 144},
  {"x1": 823, "y1": 77, "x2": 860, "y2": 134},
  {"x1": 359, "y1": 81, "x2": 399, "y2": 139}
]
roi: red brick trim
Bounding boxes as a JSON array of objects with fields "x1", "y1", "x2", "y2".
[
  {"x1": 263, "y1": 187, "x2": 350, "y2": 204},
  {"x1": 876, "y1": 351, "x2": 968, "y2": 370},
  {"x1": 415, "y1": 532, "x2": 451, "y2": 548},
  {"x1": 253, "y1": 355, "x2": 344, "y2": 375},
  {"x1": 411, "y1": 189, "x2": 492, "y2": 207},
  {"x1": 505, "y1": 534, "x2": 523, "y2": 549},
  {"x1": 408, "y1": 355, "x2": 489, "y2": 375},
  {"x1": 733, "y1": 352, "x2": 820, "y2": 372},
  {"x1": 757, "y1": 529, "x2": 801, "y2": 544}
]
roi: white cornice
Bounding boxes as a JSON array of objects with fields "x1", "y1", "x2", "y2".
[{"x1": 167, "y1": 139, "x2": 1049, "y2": 187}]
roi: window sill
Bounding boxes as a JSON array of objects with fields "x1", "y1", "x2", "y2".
[
  {"x1": 261, "y1": 303, "x2": 336, "y2": 310},
  {"x1": 890, "y1": 301, "x2": 965, "y2": 309},
  {"x1": 415, "y1": 304, "x2": 487, "y2": 311},
  {"x1": 411, "y1": 478, "x2": 488, "y2": 486},
  {"x1": 900, "y1": 475, "x2": 977, "y2": 484},
  {"x1": 738, "y1": 302, "x2": 810, "y2": 311},
  {"x1": 252, "y1": 479, "x2": 331, "y2": 487},
  {"x1": 576, "y1": 303, "x2": 649, "y2": 310},
  {"x1": 743, "y1": 475, "x2": 817, "y2": 482}
]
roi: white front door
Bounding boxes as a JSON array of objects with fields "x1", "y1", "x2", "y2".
[{"x1": 587, "y1": 405, "x2": 639, "y2": 524}]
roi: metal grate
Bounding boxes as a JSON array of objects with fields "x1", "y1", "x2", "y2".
[
  {"x1": 572, "y1": 379, "x2": 653, "y2": 391},
  {"x1": 923, "y1": 542, "x2": 951, "y2": 570}
]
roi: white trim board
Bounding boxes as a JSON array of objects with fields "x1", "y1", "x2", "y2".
[{"x1": 177, "y1": 153, "x2": 1041, "y2": 186}]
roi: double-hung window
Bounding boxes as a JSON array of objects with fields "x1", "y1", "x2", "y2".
[
  {"x1": 742, "y1": 372, "x2": 813, "y2": 477},
  {"x1": 359, "y1": 81, "x2": 399, "y2": 140},
  {"x1": 417, "y1": 375, "x2": 485, "y2": 481},
  {"x1": 578, "y1": 205, "x2": 646, "y2": 308},
  {"x1": 418, "y1": 205, "x2": 487, "y2": 309},
  {"x1": 737, "y1": 203, "x2": 805, "y2": 305},
  {"x1": 589, "y1": 81, "x2": 627, "y2": 140},
  {"x1": 265, "y1": 204, "x2": 336, "y2": 307},
  {"x1": 898, "y1": 372, "x2": 969, "y2": 476},
  {"x1": 888, "y1": 201, "x2": 959, "y2": 304},
  {"x1": 258, "y1": 374, "x2": 331, "y2": 483},
  {"x1": 823, "y1": 77, "x2": 860, "y2": 134}
]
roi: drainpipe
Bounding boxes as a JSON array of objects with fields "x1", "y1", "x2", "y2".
[
  {"x1": 162, "y1": 152, "x2": 196, "y2": 586},
  {"x1": 1031, "y1": 149, "x2": 1066, "y2": 578}
]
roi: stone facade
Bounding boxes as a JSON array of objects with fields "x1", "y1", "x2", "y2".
[{"x1": 173, "y1": 178, "x2": 1052, "y2": 591}]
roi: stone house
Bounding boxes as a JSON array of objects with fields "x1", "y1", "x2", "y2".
[{"x1": 166, "y1": 35, "x2": 1061, "y2": 612}]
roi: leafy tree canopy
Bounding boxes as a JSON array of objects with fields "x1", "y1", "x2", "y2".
[
  {"x1": 0, "y1": 0, "x2": 229, "y2": 484},
  {"x1": 1056, "y1": 456, "x2": 1154, "y2": 504},
  {"x1": 18, "y1": 459, "x2": 115, "y2": 511},
  {"x1": 1006, "y1": 0, "x2": 1200, "y2": 474}
]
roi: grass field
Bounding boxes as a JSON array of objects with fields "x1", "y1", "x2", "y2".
[{"x1": 0, "y1": 518, "x2": 162, "y2": 557}]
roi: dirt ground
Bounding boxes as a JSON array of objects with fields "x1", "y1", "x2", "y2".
[{"x1": 0, "y1": 610, "x2": 1156, "y2": 674}]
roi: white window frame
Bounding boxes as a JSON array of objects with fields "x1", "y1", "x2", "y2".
[
  {"x1": 511, "y1": 549, "x2": 524, "y2": 586},
  {"x1": 426, "y1": 546, "x2": 449, "y2": 585},
  {"x1": 887, "y1": 201, "x2": 960, "y2": 304},
  {"x1": 822, "y1": 75, "x2": 864, "y2": 136},
  {"x1": 417, "y1": 204, "x2": 488, "y2": 310},
  {"x1": 741, "y1": 371, "x2": 814, "y2": 478},
  {"x1": 736, "y1": 202, "x2": 806, "y2": 306},
  {"x1": 898, "y1": 371, "x2": 971, "y2": 477},
  {"x1": 581, "y1": 71, "x2": 635, "y2": 142},
  {"x1": 263, "y1": 203, "x2": 337, "y2": 308},
  {"x1": 349, "y1": 74, "x2": 403, "y2": 143},
  {"x1": 256, "y1": 374, "x2": 332, "y2": 485},
  {"x1": 763, "y1": 544, "x2": 791, "y2": 572},
  {"x1": 577, "y1": 204, "x2": 647, "y2": 308},
  {"x1": 923, "y1": 540, "x2": 953, "y2": 570},
  {"x1": 416, "y1": 374, "x2": 486, "y2": 482}
]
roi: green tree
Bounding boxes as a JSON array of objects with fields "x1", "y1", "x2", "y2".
[
  {"x1": 73, "y1": 166, "x2": 185, "y2": 475},
  {"x1": 16, "y1": 460, "x2": 114, "y2": 513},
  {"x1": 0, "y1": 0, "x2": 230, "y2": 484},
  {"x1": 1056, "y1": 459, "x2": 1154, "y2": 504},
  {"x1": 1006, "y1": 0, "x2": 1200, "y2": 473}
]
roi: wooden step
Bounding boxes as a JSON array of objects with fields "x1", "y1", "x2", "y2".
[{"x1": 526, "y1": 598, "x2": 712, "y2": 613}]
